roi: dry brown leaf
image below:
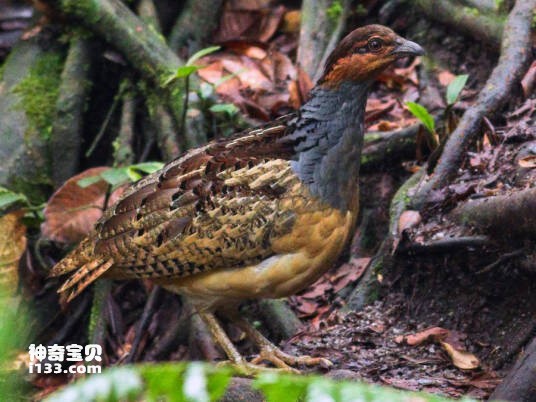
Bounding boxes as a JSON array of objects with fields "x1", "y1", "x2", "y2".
[
  {"x1": 440, "y1": 341, "x2": 480, "y2": 370},
  {"x1": 0, "y1": 211, "x2": 26, "y2": 292},
  {"x1": 215, "y1": 2, "x2": 284, "y2": 43},
  {"x1": 437, "y1": 70, "x2": 456, "y2": 87},
  {"x1": 42, "y1": 167, "x2": 124, "y2": 243},
  {"x1": 405, "y1": 327, "x2": 450, "y2": 346},
  {"x1": 518, "y1": 155, "x2": 536, "y2": 168},
  {"x1": 281, "y1": 10, "x2": 300, "y2": 33},
  {"x1": 398, "y1": 210, "x2": 422, "y2": 235}
]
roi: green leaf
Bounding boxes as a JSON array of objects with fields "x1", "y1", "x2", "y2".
[
  {"x1": 446, "y1": 74, "x2": 469, "y2": 105},
  {"x1": 186, "y1": 46, "x2": 221, "y2": 66},
  {"x1": 100, "y1": 168, "x2": 130, "y2": 186},
  {"x1": 126, "y1": 167, "x2": 143, "y2": 182},
  {"x1": 0, "y1": 187, "x2": 28, "y2": 210},
  {"x1": 143, "y1": 364, "x2": 186, "y2": 402},
  {"x1": 175, "y1": 65, "x2": 200, "y2": 79},
  {"x1": 253, "y1": 373, "x2": 308, "y2": 402},
  {"x1": 406, "y1": 101, "x2": 435, "y2": 134},
  {"x1": 76, "y1": 175, "x2": 103, "y2": 188},
  {"x1": 209, "y1": 103, "x2": 239, "y2": 116},
  {"x1": 130, "y1": 162, "x2": 164, "y2": 174},
  {"x1": 45, "y1": 367, "x2": 143, "y2": 402}
]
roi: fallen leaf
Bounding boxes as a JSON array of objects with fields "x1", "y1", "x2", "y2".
[
  {"x1": 437, "y1": 70, "x2": 456, "y2": 87},
  {"x1": 440, "y1": 341, "x2": 480, "y2": 370},
  {"x1": 405, "y1": 327, "x2": 450, "y2": 346},
  {"x1": 0, "y1": 211, "x2": 26, "y2": 292},
  {"x1": 42, "y1": 167, "x2": 125, "y2": 243},
  {"x1": 398, "y1": 210, "x2": 422, "y2": 235},
  {"x1": 214, "y1": 2, "x2": 285, "y2": 43},
  {"x1": 518, "y1": 155, "x2": 536, "y2": 168}
]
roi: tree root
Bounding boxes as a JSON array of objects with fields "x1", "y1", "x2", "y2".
[
  {"x1": 489, "y1": 332, "x2": 536, "y2": 402},
  {"x1": 346, "y1": 169, "x2": 426, "y2": 311},
  {"x1": 414, "y1": 0, "x2": 504, "y2": 48},
  {"x1": 257, "y1": 299, "x2": 303, "y2": 341},
  {"x1": 297, "y1": 0, "x2": 350, "y2": 82},
  {"x1": 452, "y1": 187, "x2": 536, "y2": 238},
  {"x1": 361, "y1": 125, "x2": 419, "y2": 171},
  {"x1": 412, "y1": 0, "x2": 535, "y2": 208},
  {"x1": 50, "y1": 35, "x2": 93, "y2": 187},
  {"x1": 168, "y1": 0, "x2": 224, "y2": 55},
  {"x1": 44, "y1": 0, "x2": 200, "y2": 146}
]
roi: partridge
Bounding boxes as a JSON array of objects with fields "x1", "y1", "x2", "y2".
[{"x1": 50, "y1": 25, "x2": 423, "y2": 373}]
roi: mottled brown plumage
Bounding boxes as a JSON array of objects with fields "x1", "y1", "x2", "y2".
[{"x1": 50, "y1": 25, "x2": 423, "y2": 373}]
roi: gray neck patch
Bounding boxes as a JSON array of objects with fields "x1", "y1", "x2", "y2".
[{"x1": 286, "y1": 81, "x2": 369, "y2": 210}]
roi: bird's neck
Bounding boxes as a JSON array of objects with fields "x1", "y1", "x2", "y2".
[{"x1": 288, "y1": 81, "x2": 369, "y2": 211}]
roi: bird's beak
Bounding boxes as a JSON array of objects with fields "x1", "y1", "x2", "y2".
[{"x1": 392, "y1": 38, "x2": 425, "y2": 57}]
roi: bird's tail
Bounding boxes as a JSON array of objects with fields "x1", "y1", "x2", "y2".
[{"x1": 49, "y1": 237, "x2": 113, "y2": 304}]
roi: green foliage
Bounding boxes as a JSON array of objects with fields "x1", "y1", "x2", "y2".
[
  {"x1": 11, "y1": 52, "x2": 64, "y2": 140},
  {"x1": 77, "y1": 162, "x2": 165, "y2": 188},
  {"x1": 406, "y1": 101, "x2": 435, "y2": 134},
  {"x1": 44, "y1": 367, "x2": 143, "y2": 402},
  {"x1": 446, "y1": 74, "x2": 469, "y2": 105},
  {"x1": 209, "y1": 103, "x2": 239, "y2": 117},
  {"x1": 186, "y1": 46, "x2": 221, "y2": 67},
  {"x1": 0, "y1": 289, "x2": 31, "y2": 400},
  {"x1": 164, "y1": 46, "x2": 221, "y2": 85},
  {"x1": 44, "y1": 362, "x2": 470, "y2": 402},
  {"x1": 0, "y1": 187, "x2": 29, "y2": 211},
  {"x1": 327, "y1": 1, "x2": 344, "y2": 21}
]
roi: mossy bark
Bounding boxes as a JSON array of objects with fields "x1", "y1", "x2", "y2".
[{"x1": 0, "y1": 35, "x2": 65, "y2": 203}]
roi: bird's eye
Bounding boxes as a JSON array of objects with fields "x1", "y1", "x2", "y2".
[{"x1": 368, "y1": 38, "x2": 383, "y2": 52}]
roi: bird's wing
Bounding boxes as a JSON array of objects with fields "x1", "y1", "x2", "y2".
[{"x1": 50, "y1": 117, "x2": 304, "y2": 301}]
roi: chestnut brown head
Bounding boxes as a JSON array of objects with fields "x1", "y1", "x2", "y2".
[{"x1": 319, "y1": 25, "x2": 424, "y2": 88}]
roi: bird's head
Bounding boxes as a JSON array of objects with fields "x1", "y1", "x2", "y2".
[{"x1": 319, "y1": 25, "x2": 424, "y2": 88}]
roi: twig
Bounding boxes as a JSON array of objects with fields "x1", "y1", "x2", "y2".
[
  {"x1": 476, "y1": 248, "x2": 524, "y2": 274},
  {"x1": 126, "y1": 285, "x2": 162, "y2": 363},
  {"x1": 399, "y1": 236, "x2": 491, "y2": 255},
  {"x1": 85, "y1": 84, "x2": 124, "y2": 158},
  {"x1": 412, "y1": 0, "x2": 535, "y2": 208}
]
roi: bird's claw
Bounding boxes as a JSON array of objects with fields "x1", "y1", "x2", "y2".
[{"x1": 251, "y1": 346, "x2": 333, "y2": 373}]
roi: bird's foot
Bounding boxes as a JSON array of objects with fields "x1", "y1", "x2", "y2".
[
  {"x1": 251, "y1": 345, "x2": 332, "y2": 373},
  {"x1": 216, "y1": 358, "x2": 295, "y2": 376}
]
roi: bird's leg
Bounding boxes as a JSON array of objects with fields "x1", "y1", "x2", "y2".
[
  {"x1": 198, "y1": 311, "x2": 244, "y2": 364},
  {"x1": 232, "y1": 316, "x2": 332, "y2": 372},
  {"x1": 198, "y1": 311, "x2": 289, "y2": 376}
]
